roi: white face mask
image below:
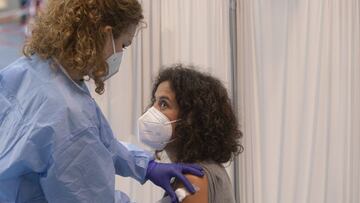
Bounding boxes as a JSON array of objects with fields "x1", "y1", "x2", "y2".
[
  {"x1": 104, "y1": 32, "x2": 123, "y2": 81},
  {"x1": 137, "y1": 107, "x2": 180, "y2": 150}
]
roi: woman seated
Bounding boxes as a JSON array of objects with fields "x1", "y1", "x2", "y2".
[{"x1": 138, "y1": 64, "x2": 243, "y2": 203}]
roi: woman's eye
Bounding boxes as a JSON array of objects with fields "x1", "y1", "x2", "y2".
[{"x1": 159, "y1": 101, "x2": 168, "y2": 109}]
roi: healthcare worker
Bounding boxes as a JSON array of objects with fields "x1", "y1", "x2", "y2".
[{"x1": 0, "y1": 0, "x2": 203, "y2": 203}]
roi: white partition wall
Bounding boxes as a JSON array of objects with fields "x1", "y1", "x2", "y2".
[{"x1": 237, "y1": 0, "x2": 360, "y2": 203}]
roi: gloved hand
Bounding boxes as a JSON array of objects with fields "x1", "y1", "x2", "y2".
[{"x1": 146, "y1": 160, "x2": 204, "y2": 203}]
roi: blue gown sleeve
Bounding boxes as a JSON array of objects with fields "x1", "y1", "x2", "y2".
[
  {"x1": 115, "y1": 190, "x2": 132, "y2": 203},
  {"x1": 95, "y1": 104, "x2": 154, "y2": 184},
  {"x1": 107, "y1": 139, "x2": 154, "y2": 184},
  {"x1": 39, "y1": 127, "x2": 118, "y2": 203}
]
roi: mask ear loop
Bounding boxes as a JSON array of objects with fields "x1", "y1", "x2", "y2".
[
  {"x1": 160, "y1": 119, "x2": 182, "y2": 145},
  {"x1": 164, "y1": 119, "x2": 181, "y2": 125},
  {"x1": 111, "y1": 31, "x2": 116, "y2": 54},
  {"x1": 160, "y1": 138, "x2": 177, "y2": 145}
]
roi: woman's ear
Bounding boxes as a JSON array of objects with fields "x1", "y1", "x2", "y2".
[
  {"x1": 103, "y1": 26, "x2": 113, "y2": 41},
  {"x1": 102, "y1": 26, "x2": 114, "y2": 59},
  {"x1": 185, "y1": 112, "x2": 193, "y2": 124},
  {"x1": 103, "y1": 26, "x2": 112, "y2": 34}
]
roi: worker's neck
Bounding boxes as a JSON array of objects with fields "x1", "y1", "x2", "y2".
[{"x1": 54, "y1": 57, "x2": 84, "y2": 82}]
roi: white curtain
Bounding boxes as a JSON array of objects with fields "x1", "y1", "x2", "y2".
[
  {"x1": 237, "y1": 0, "x2": 360, "y2": 203},
  {"x1": 88, "y1": 0, "x2": 234, "y2": 202}
]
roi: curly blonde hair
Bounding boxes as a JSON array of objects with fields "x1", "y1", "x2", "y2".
[{"x1": 23, "y1": 0, "x2": 143, "y2": 94}]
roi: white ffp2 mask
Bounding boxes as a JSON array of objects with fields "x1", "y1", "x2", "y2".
[
  {"x1": 104, "y1": 32, "x2": 123, "y2": 81},
  {"x1": 137, "y1": 107, "x2": 180, "y2": 150}
]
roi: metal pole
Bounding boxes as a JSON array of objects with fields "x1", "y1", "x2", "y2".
[{"x1": 229, "y1": 0, "x2": 240, "y2": 203}]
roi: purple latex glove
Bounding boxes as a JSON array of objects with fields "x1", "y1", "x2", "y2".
[{"x1": 146, "y1": 160, "x2": 204, "y2": 203}]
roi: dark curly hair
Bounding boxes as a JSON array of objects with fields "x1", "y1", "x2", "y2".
[{"x1": 150, "y1": 64, "x2": 243, "y2": 164}]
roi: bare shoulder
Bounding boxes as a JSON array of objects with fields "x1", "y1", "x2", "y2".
[
  {"x1": 184, "y1": 174, "x2": 208, "y2": 189},
  {"x1": 176, "y1": 174, "x2": 209, "y2": 203}
]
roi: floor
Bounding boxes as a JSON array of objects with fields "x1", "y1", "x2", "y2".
[{"x1": 0, "y1": 22, "x2": 25, "y2": 69}]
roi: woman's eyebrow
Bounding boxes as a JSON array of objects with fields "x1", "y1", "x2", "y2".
[{"x1": 158, "y1": 96, "x2": 171, "y2": 102}]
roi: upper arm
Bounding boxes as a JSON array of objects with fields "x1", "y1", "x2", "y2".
[
  {"x1": 176, "y1": 174, "x2": 209, "y2": 203},
  {"x1": 40, "y1": 129, "x2": 116, "y2": 203}
]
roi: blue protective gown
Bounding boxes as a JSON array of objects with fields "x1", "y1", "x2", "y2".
[{"x1": 0, "y1": 55, "x2": 153, "y2": 203}]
